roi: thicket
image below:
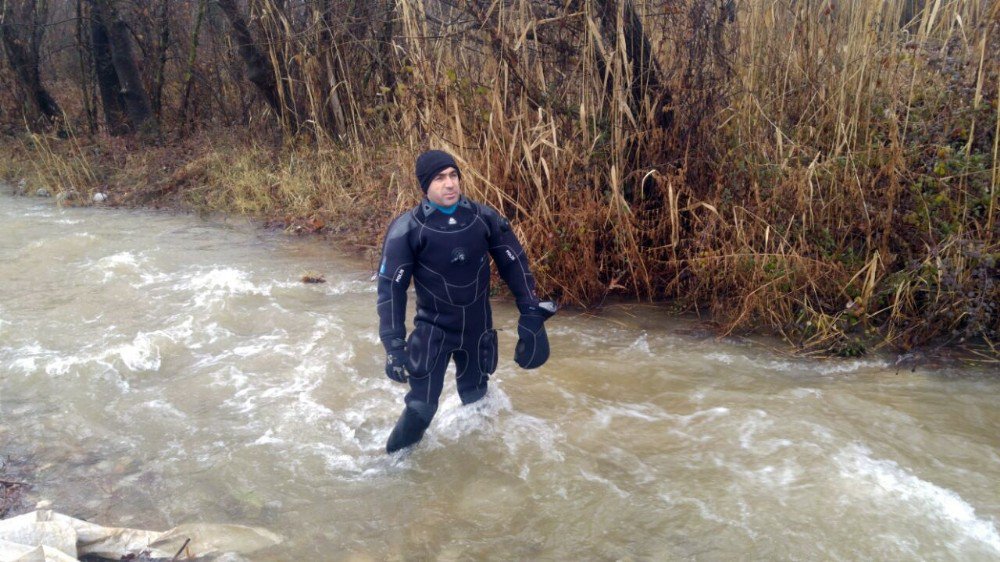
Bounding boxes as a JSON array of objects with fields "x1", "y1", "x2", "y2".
[{"x1": 0, "y1": 0, "x2": 997, "y2": 357}]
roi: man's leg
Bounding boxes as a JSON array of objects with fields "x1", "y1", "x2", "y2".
[{"x1": 386, "y1": 351, "x2": 449, "y2": 453}]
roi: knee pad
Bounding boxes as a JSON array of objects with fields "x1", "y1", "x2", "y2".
[{"x1": 478, "y1": 329, "x2": 499, "y2": 375}]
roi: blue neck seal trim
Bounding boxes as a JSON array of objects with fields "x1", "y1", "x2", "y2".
[{"x1": 429, "y1": 201, "x2": 459, "y2": 215}]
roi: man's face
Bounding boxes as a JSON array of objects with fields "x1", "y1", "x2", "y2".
[{"x1": 426, "y1": 167, "x2": 461, "y2": 207}]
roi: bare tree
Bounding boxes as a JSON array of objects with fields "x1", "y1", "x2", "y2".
[
  {"x1": 179, "y1": 0, "x2": 208, "y2": 124},
  {"x1": 89, "y1": 3, "x2": 128, "y2": 134},
  {"x1": 89, "y1": 0, "x2": 159, "y2": 136},
  {"x1": 215, "y1": 0, "x2": 284, "y2": 117},
  {"x1": 0, "y1": 0, "x2": 63, "y2": 127},
  {"x1": 151, "y1": 0, "x2": 171, "y2": 117}
]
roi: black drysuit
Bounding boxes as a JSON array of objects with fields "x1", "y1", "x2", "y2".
[{"x1": 376, "y1": 196, "x2": 539, "y2": 422}]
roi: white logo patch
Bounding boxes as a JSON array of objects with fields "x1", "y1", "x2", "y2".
[{"x1": 448, "y1": 217, "x2": 457, "y2": 225}]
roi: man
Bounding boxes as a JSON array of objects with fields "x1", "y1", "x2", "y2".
[{"x1": 376, "y1": 149, "x2": 556, "y2": 453}]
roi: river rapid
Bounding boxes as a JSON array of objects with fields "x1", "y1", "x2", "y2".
[{"x1": 1, "y1": 193, "x2": 998, "y2": 561}]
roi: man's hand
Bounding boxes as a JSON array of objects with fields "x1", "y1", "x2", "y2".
[
  {"x1": 515, "y1": 301, "x2": 557, "y2": 369},
  {"x1": 384, "y1": 339, "x2": 409, "y2": 383}
]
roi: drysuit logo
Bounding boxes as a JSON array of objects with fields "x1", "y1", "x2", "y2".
[
  {"x1": 505, "y1": 249, "x2": 516, "y2": 262},
  {"x1": 395, "y1": 268, "x2": 405, "y2": 283}
]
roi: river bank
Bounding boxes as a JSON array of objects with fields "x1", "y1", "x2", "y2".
[
  {"x1": 1, "y1": 1, "x2": 998, "y2": 357},
  {"x1": 1, "y1": 130, "x2": 997, "y2": 361}
]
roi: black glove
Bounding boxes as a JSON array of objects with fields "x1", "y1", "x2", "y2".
[
  {"x1": 384, "y1": 339, "x2": 409, "y2": 383},
  {"x1": 515, "y1": 301, "x2": 557, "y2": 369}
]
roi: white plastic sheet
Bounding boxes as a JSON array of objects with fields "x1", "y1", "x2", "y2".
[{"x1": 0, "y1": 508, "x2": 281, "y2": 561}]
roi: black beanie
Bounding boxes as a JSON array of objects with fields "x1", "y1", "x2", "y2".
[{"x1": 415, "y1": 150, "x2": 460, "y2": 193}]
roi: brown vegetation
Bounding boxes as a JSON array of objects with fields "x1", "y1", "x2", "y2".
[
  {"x1": 0, "y1": 0, "x2": 997, "y2": 357},
  {"x1": 1, "y1": 456, "x2": 31, "y2": 518}
]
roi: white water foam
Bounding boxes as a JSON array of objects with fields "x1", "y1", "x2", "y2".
[
  {"x1": 27, "y1": 231, "x2": 97, "y2": 249},
  {"x1": 836, "y1": 443, "x2": 1000, "y2": 554},
  {"x1": 736, "y1": 409, "x2": 794, "y2": 454},
  {"x1": 579, "y1": 468, "x2": 629, "y2": 498},
  {"x1": 625, "y1": 333, "x2": 652, "y2": 355},
  {"x1": 592, "y1": 402, "x2": 670, "y2": 428},
  {"x1": 748, "y1": 461, "x2": 800, "y2": 489},
  {"x1": 135, "y1": 270, "x2": 174, "y2": 289},
  {"x1": 430, "y1": 388, "x2": 514, "y2": 443},
  {"x1": 323, "y1": 278, "x2": 377, "y2": 296},
  {"x1": 41, "y1": 317, "x2": 194, "y2": 377},
  {"x1": 706, "y1": 350, "x2": 889, "y2": 377},
  {"x1": 543, "y1": 325, "x2": 608, "y2": 349},
  {"x1": 10, "y1": 356, "x2": 37, "y2": 373},
  {"x1": 142, "y1": 399, "x2": 187, "y2": 419},
  {"x1": 183, "y1": 267, "x2": 270, "y2": 307},
  {"x1": 252, "y1": 429, "x2": 284, "y2": 446},
  {"x1": 670, "y1": 406, "x2": 730, "y2": 427},
  {"x1": 816, "y1": 358, "x2": 890, "y2": 375},
  {"x1": 93, "y1": 251, "x2": 147, "y2": 282},
  {"x1": 705, "y1": 352, "x2": 736, "y2": 364},
  {"x1": 659, "y1": 491, "x2": 759, "y2": 540},
  {"x1": 9, "y1": 345, "x2": 52, "y2": 375},
  {"x1": 502, "y1": 409, "x2": 566, "y2": 463},
  {"x1": 118, "y1": 332, "x2": 161, "y2": 372}
]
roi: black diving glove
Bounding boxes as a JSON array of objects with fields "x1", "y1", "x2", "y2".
[
  {"x1": 515, "y1": 301, "x2": 557, "y2": 369},
  {"x1": 384, "y1": 339, "x2": 409, "y2": 383}
]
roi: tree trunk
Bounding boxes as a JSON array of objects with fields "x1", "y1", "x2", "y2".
[
  {"x1": 0, "y1": 0, "x2": 63, "y2": 127},
  {"x1": 378, "y1": 0, "x2": 397, "y2": 98},
  {"x1": 317, "y1": 0, "x2": 346, "y2": 139},
  {"x1": 89, "y1": 3, "x2": 129, "y2": 135},
  {"x1": 151, "y1": 0, "x2": 170, "y2": 117},
  {"x1": 179, "y1": 0, "x2": 208, "y2": 124},
  {"x1": 592, "y1": 0, "x2": 671, "y2": 130},
  {"x1": 216, "y1": 0, "x2": 283, "y2": 116},
  {"x1": 76, "y1": 0, "x2": 97, "y2": 133},
  {"x1": 90, "y1": 0, "x2": 159, "y2": 137}
]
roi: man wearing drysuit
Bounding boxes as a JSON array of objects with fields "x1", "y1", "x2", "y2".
[{"x1": 376, "y1": 150, "x2": 556, "y2": 453}]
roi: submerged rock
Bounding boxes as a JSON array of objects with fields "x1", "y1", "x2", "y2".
[{"x1": 35, "y1": 188, "x2": 51, "y2": 198}]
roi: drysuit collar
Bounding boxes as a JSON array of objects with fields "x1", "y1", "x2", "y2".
[{"x1": 420, "y1": 196, "x2": 472, "y2": 218}]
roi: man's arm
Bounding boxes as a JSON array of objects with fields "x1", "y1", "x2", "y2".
[
  {"x1": 481, "y1": 204, "x2": 556, "y2": 369},
  {"x1": 376, "y1": 213, "x2": 416, "y2": 352},
  {"x1": 481, "y1": 205, "x2": 539, "y2": 310}
]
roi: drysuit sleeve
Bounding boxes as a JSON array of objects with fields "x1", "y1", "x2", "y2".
[
  {"x1": 483, "y1": 206, "x2": 540, "y2": 311},
  {"x1": 376, "y1": 214, "x2": 415, "y2": 352}
]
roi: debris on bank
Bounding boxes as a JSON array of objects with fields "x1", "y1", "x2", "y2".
[
  {"x1": 0, "y1": 483, "x2": 26, "y2": 522},
  {"x1": 0, "y1": 458, "x2": 30, "y2": 520},
  {"x1": 0, "y1": 503, "x2": 281, "y2": 561},
  {"x1": 300, "y1": 272, "x2": 326, "y2": 284}
]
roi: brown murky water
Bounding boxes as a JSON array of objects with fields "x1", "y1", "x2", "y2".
[{"x1": 1, "y1": 193, "x2": 998, "y2": 560}]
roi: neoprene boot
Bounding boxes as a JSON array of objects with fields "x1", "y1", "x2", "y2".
[
  {"x1": 386, "y1": 406, "x2": 432, "y2": 453},
  {"x1": 459, "y1": 385, "x2": 488, "y2": 405}
]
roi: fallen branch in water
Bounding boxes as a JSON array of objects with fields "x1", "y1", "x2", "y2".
[{"x1": 172, "y1": 537, "x2": 191, "y2": 561}]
